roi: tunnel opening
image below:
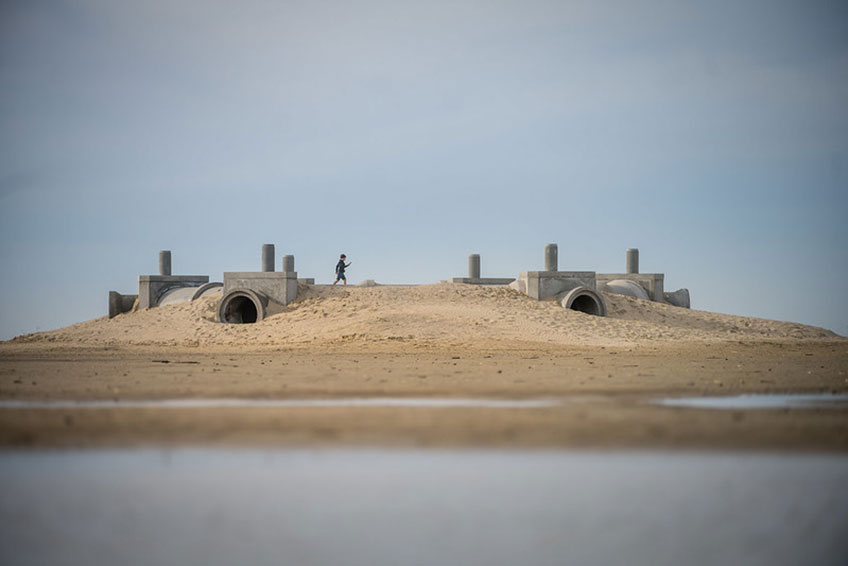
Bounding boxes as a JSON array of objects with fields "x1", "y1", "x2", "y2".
[
  {"x1": 221, "y1": 295, "x2": 258, "y2": 324},
  {"x1": 569, "y1": 293, "x2": 602, "y2": 316},
  {"x1": 560, "y1": 287, "x2": 607, "y2": 317}
]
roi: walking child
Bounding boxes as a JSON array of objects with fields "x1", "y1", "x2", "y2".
[{"x1": 333, "y1": 254, "x2": 351, "y2": 285}]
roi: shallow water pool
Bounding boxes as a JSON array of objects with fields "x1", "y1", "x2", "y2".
[
  {"x1": 1, "y1": 448, "x2": 846, "y2": 566},
  {"x1": 655, "y1": 393, "x2": 848, "y2": 410}
]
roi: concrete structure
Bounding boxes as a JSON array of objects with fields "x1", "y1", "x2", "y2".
[
  {"x1": 262, "y1": 244, "x2": 275, "y2": 272},
  {"x1": 602, "y1": 279, "x2": 650, "y2": 301},
  {"x1": 664, "y1": 288, "x2": 691, "y2": 308},
  {"x1": 136, "y1": 251, "x2": 209, "y2": 310},
  {"x1": 451, "y1": 253, "x2": 515, "y2": 286},
  {"x1": 282, "y1": 254, "x2": 295, "y2": 273},
  {"x1": 218, "y1": 245, "x2": 299, "y2": 323},
  {"x1": 560, "y1": 286, "x2": 607, "y2": 316},
  {"x1": 513, "y1": 244, "x2": 607, "y2": 316},
  {"x1": 469, "y1": 254, "x2": 481, "y2": 279},
  {"x1": 159, "y1": 250, "x2": 172, "y2": 276},
  {"x1": 598, "y1": 248, "x2": 690, "y2": 308},
  {"x1": 108, "y1": 291, "x2": 137, "y2": 318},
  {"x1": 545, "y1": 244, "x2": 558, "y2": 271},
  {"x1": 597, "y1": 248, "x2": 664, "y2": 302},
  {"x1": 626, "y1": 248, "x2": 639, "y2": 275},
  {"x1": 158, "y1": 283, "x2": 222, "y2": 306}
]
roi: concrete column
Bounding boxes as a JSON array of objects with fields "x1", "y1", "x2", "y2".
[
  {"x1": 468, "y1": 254, "x2": 481, "y2": 279},
  {"x1": 262, "y1": 244, "x2": 275, "y2": 272},
  {"x1": 545, "y1": 244, "x2": 558, "y2": 272},
  {"x1": 159, "y1": 250, "x2": 172, "y2": 276},
  {"x1": 626, "y1": 248, "x2": 639, "y2": 274},
  {"x1": 282, "y1": 254, "x2": 295, "y2": 273}
]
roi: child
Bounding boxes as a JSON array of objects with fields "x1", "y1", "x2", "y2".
[{"x1": 333, "y1": 254, "x2": 351, "y2": 285}]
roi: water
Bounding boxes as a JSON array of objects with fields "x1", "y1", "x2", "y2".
[
  {"x1": 656, "y1": 393, "x2": 848, "y2": 410},
  {"x1": 1, "y1": 449, "x2": 847, "y2": 566}
]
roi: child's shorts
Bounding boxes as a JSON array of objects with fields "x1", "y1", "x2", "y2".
[{"x1": 336, "y1": 273, "x2": 346, "y2": 280}]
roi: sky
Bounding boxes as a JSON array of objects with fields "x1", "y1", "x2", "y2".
[{"x1": 1, "y1": 0, "x2": 846, "y2": 339}]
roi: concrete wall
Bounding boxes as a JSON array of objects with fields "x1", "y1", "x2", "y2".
[{"x1": 108, "y1": 291, "x2": 137, "y2": 318}]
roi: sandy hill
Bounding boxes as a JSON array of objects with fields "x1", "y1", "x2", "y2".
[{"x1": 9, "y1": 283, "x2": 840, "y2": 350}]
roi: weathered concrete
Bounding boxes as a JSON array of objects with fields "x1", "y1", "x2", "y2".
[
  {"x1": 664, "y1": 288, "x2": 691, "y2": 308},
  {"x1": 262, "y1": 244, "x2": 275, "y2": 272},
  {"x1": 217, "y1": 288, "x2": 268, "y2": 324},
  {"x1": 138, "y1": 275, "x2": 209, "y2": 309},
  {"x1": 469, "y1": 254, "x2": 481, "y2": 279},
  {"x1": 191, "y1": 282, "x2": 224, "y2": 300},
  {"x1": 626, "y1": 248, "x2": 639, "y2": 275},
  {"x1": 108, "y1": 291, "x2": 137, "y2": 318},
  {"x1": 159, "y1": 250, "x2": 172, "y2": 277},
  {"x1": 519, "y1": 271, "x2": 596, "y2": 301},
  {"x1": 222, "y1": 271, "x2": 298, "y2": 319},
  {"x1": 559, "y1": 286, "x2": 607, "y2": 316},
  {"x1": 545, "y1": 244, "x2": 558, "y2": 272},
  {"x1": 603, "y1": 279, "x2": 650, "y2": 301},
  {"x1": 596, "y1": 273, "x2": 664, "y2": 302},
  {"x1": 282, "y1": 255, "x2": 295, "y2": 273}
]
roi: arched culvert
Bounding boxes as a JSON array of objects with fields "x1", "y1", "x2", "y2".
[
  {"x1": 217, "y1": 289, "x2": 267, "y2": 324},
  {"x1": 560, "y1": 286, "x2": 607, "y2": 317},
  {"x1": 192, "y1": 282, "x2": 223, "y2": 300}
]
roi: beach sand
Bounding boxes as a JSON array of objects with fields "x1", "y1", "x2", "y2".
[{"x1": 1, "y1": 283, "x2": 846, "y2": 450}]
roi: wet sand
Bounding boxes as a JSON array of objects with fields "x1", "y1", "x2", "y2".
[{"x1": 1, "y1": 340, "x2": 846, "y2": 450}]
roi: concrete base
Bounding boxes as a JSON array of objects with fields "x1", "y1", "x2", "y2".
[
  {"x1": 298, "y1": 278, "x2": 315, "y2": 285},
  {"x1": 138, "y1": 275, "x2": 209, "y2": 309},
  {"x1": 450, "y1": 277, "x2": 516, "y2": 286},
  {"x1": 518, "y1": 271, "x2": 597, "y2": 300},
  {"x1": 597, "y1": 273, "x2": 664, "y2": 302},
  {"x1": 108, "y1": 291, "x2": 137, "y2": 318}
]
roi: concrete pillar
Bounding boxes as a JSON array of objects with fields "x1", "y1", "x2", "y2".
[
  {"x1": 282, "y1": 254, "x2": 295, "y2": 273},
  {"x1": 545, "y1": 244, "x2": 558, "y2": 272},
  {"x1": 468, "y1": 254, "x2": 481, "y2": 279},
  {"x1": 626, "y1": 248, "x2": 639, "y2": 274},
  {"x1": 262, "y1": 244, "x2": 275, "y2": 272},
  {"x1": 159, "y1": 250, "x2": 172, "y2": 276}
]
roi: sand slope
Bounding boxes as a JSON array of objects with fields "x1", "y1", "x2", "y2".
[{"x1": 11, "y1": 283, "x2": 839, "y2": 349}]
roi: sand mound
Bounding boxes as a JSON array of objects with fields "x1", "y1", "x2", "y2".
[{"x1": 11, "y1": 283, "x2": 840, "y2": 349}]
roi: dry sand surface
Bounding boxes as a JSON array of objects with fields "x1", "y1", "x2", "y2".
[{"x1": 1, "y1": 283, "x2": 846, "y2": 450}]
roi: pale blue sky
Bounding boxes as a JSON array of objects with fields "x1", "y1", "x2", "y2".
[{"x1": 1, "y1": 0, "x2": 846, "y2": 339}]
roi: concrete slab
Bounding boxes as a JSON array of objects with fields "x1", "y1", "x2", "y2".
[
  {"x1": 597, "y1": 273, "x2": 664, "y2": 302},
  {"x1": 450, "y1": 278, "x2": 516, "y2": 286}
]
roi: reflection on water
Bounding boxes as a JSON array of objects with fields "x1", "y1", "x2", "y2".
[
  {"x1": 656, "y1": 393, "x2": 848, "y2": 410},
  {"x1": 1, "y1": 449, "x2": 847, "y2": 566}
]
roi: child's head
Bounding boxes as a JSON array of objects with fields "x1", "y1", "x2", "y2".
[{"x1": 340, "y1": 254, "x2": 346, "y2": 259}]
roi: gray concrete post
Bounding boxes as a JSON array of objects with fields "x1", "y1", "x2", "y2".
[
  {"x1": 262, "y1": 244, "x2": 275, "y2": 272},
  {"x1": 545, "y1": 244, "x2": 558, "y2": 272},
  {"x1": 282, "y1": 254, "x2": 295, "y2": 273},
  {"x1": 626, "y1": 248, "x2": 639, "y2": 274},
  {"x1": 159, "y1": 250, "x2": 172, "y2": 276},
  {"x1": 468, "y1": 254, "x2": 481, "y2": 279}
]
